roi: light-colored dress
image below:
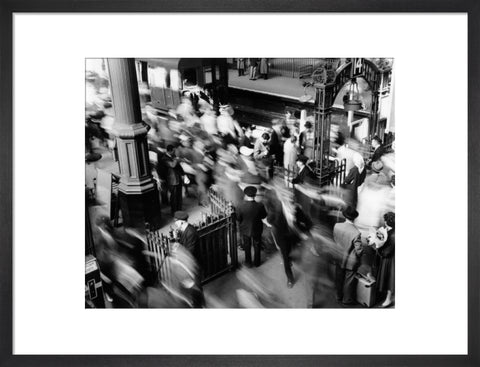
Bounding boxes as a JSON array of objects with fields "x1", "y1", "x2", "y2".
[{"x1": 283, "y1": 139, "x2": 298, "y2": 170}]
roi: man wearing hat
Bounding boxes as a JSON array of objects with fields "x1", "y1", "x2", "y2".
[
  {"x1": 364, "y1": 160, "x2": 390, "y2": 186},
  {"x1": 368, "y1": 135, "x2": 387, "y2": 168},
  {"x1": 333, "y1": 206, "x2": 364, "y2": 305},
  {"x1": 236, "y1": 186, "x2": 267, "y2": 267},
  {"x1": 161, "y1": 145, "x2": 184, "y2": 215},
  {"x1": 299, "y1": 120, "x2": 316, "y2": 159},
  {"x1": 174, "y1": 211, "x2": 200, "y2": 263},
  {"x1": 292, "y1": 155, "x2": 313, "y2": 185}
]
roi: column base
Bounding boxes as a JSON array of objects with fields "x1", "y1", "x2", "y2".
[{"x1": 118, "y1": 187, "x2": 162, "y2": 231}]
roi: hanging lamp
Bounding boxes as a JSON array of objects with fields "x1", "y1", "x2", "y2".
[{"x1": 343, "y1": 78, "x2": 363, "y2": 111}]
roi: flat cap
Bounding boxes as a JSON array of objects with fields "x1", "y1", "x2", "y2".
[{"x1": 174, "y1": 211, "x2": 189, "y2": 221}]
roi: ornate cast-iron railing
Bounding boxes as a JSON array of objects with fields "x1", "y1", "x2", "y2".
[{"x1": 145, "y1": 187, "x2": 238, "y2": 285}]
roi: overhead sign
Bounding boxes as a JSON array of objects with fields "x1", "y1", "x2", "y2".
[{"x1": 351, "y1": 58, "x2": 364, "y2": 77}]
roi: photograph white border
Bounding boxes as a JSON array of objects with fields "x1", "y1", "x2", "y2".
[{"x1": 13, "y1": 13, "x2": 468, "y2": 355}]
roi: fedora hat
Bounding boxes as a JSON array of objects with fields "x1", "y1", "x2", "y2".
[{"x1": 342, "y1": 206, "x2": 359, "y2": 221}]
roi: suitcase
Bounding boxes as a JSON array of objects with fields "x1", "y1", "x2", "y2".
[{"x1": 355, "y1": 274, "x2": 376, "y2": 307}]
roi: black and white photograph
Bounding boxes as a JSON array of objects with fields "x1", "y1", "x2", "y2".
[{"x1": 85, "y1": 57, "x2": 395, "y2": 309}]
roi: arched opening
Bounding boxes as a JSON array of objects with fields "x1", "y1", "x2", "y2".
[{"x1": 332, "y1": 76, "x2": 373, "y2": 142}]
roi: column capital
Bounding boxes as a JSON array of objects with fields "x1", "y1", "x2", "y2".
[{"x1": 113, "y1": 122, "x2": 150, "y2": 139}]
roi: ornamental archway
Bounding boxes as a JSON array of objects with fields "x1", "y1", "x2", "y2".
[{"x1": 312, "y1": 58, "x2": 392, "y2": 180}]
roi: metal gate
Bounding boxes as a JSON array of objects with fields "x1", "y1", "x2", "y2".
[
  {"x1": 274, "y1": 159, "x2": 346, "y2": 188},
  {"x1": 145, "y1": 187, "x2": 238, "y2": 285}
]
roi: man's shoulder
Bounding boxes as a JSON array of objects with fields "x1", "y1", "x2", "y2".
[{"x1": 334, "y1": 221, "x2": 359, "y2": 232}]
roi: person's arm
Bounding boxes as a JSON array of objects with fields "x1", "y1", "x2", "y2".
[
  {"x1": 237, "y1": 207, "x2": 243, "y2": 223},
  {"x1": 253, "y1": 141, "x2": 263, "y2": 160},
  {"x1": 299, "y1": 132, "x2": 305, "y2": 151},
  {"x1": 344, "y1": 167, "x2": 356, "y2": 185},
  {"x1": 260, "y1": 203, "x2": 268, "y2": 219},
  {"x1": 352, "y1": 234, "x2": 364, "y2": 257},
  {"x1": 163, "y1": 156, "x2": 179, "y2": 168}
]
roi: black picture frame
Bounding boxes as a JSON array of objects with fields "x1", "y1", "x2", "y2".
[{"x1": 1, "y1": 1, "x2": 478, "y2": 366}]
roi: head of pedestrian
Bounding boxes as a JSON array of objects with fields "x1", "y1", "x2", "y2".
[
  {"x1": 342, "y1": 206, "x2": 359, "y2": 222},
  {"x1": 296, "y1": 155, "x2": 308, "y2": 169},
  {"x1": 372, "y1": 135, "x2": 382, "y2": 148},
  {"x1": 244, "y1": 186, "x2": 257, "y2": 200},
  {"x1": 261, "y1": 132, "x2": 270, "y2": 145},
  {"x1": 174, "y1": 211, "x2": 189, "y2": 229}
]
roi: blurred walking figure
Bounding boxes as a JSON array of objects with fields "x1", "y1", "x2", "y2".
[
  {"x1": 237, "y1": 58, "x2": 245, "y2": 76},
  {"x1": 333, "y1": 206, "x2": 364, "y2": 305},
  {"x1": 283, "y1": 135, "x2": 298, "y2": 186},
  {"x1": 248, "y1": 58, "x2": 258, "y2": 80},
  {"x1": 237, "y1": 186, "x2": 267, "y2": 267},
  {"x1": 263, "y1": 187, "x2": 295, "y2": 288},
  {"x1": 217, "y1": 105, "x2": 243, "y2": 144},
  {"x1": 259, "y1": 58, "x2": 269, "y2": 80},
  {"x1": 200, "y1": 106, "x2": 218, "y2": 136},
  {"x1": 161, "y1": 241, "x2": 204, "y2": 308}
]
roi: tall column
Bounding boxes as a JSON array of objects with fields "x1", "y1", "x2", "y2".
[
  {"x1": 108, "y1": 58, "x2": 161, "y2": 230},
  {"x1": 314, "y1": 83, "x2": 333, "y2": 185}
]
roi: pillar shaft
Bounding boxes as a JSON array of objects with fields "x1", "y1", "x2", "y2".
[
  {"x1": 108, "y1": 58, "x2": 154, "y2": 194},
  {"x1": 108, "y1": 59, "x2": 143, "y2": 125},
  {"x1": 107, "y1": 58, "x2": 161, "y2": 229},
  {"x1": 314, "y1": 84, "x2": 333, "y2": 183}
]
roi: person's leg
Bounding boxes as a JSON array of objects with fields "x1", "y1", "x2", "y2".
[
  {"x1": 272, "y1": 232, "x2": 294, "y2": 284},
  {"x1": 177, "y1": 184, "x2": 183, "y2": 211},
  {"x1": 342, "y1": 269, "x2": 357, "y2": 304},
  {"x1": 243, "y1": 235, "x2": 252, "y2": 266},
  {"x1": 253, "y1": 236, "x2": 262, "y2": 267},
  {"x1": 382, "y1": 290, "x2": 393, "y2": 307},
  {"x1": 334, "y1": 264, "x2": 345, "y2": 302},
  {"x1": 169, "y1": 186, "x2": 176, "y2": 215}
]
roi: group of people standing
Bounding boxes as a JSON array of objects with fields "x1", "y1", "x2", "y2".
[
  {"x1": 236, "y1": 58, "x2": 269, "y2": 80},
  {"x1": 330, "y1": 133, "x2": 395, "y2": 307}
]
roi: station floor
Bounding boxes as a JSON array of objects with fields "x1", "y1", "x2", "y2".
[{"x1": 87, "y1": 143, "x2": 385, "y2": 308}]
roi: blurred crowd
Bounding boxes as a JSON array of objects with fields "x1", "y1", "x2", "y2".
[{"x1": 86, "y1": 79, "x2": 396, "y2": 309}]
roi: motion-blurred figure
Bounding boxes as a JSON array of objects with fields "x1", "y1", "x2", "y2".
[
  {"x1": 259, "y1": 58, "x2": 269, "y2": 79},
  {"x1": 263, "y1": 186, "x2": 295, "y2": 288}
]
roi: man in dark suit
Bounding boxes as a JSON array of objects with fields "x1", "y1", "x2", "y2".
[
  {"x1": 236, "y1": 186, "x2": 267, "y2": 267},
  {"x1": 333, "y1": 206, "x2": 364, "y2": 305},
  {"x1": 174, "y1": 211, "x2": 200, "y2": 264},
  {"x1": 368, "y1": 135, "x2": 386, "y2": 168},
  {"x1": 292, "y1": 155, "x2": 314, "y2": 185},
  {"x1": 161, "y1": 145, "x2": 183, "y2": 215}
]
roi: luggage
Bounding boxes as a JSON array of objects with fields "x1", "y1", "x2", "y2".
[{"x1": 355, "y1": 273, "x2": 376, "y2": 307}]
